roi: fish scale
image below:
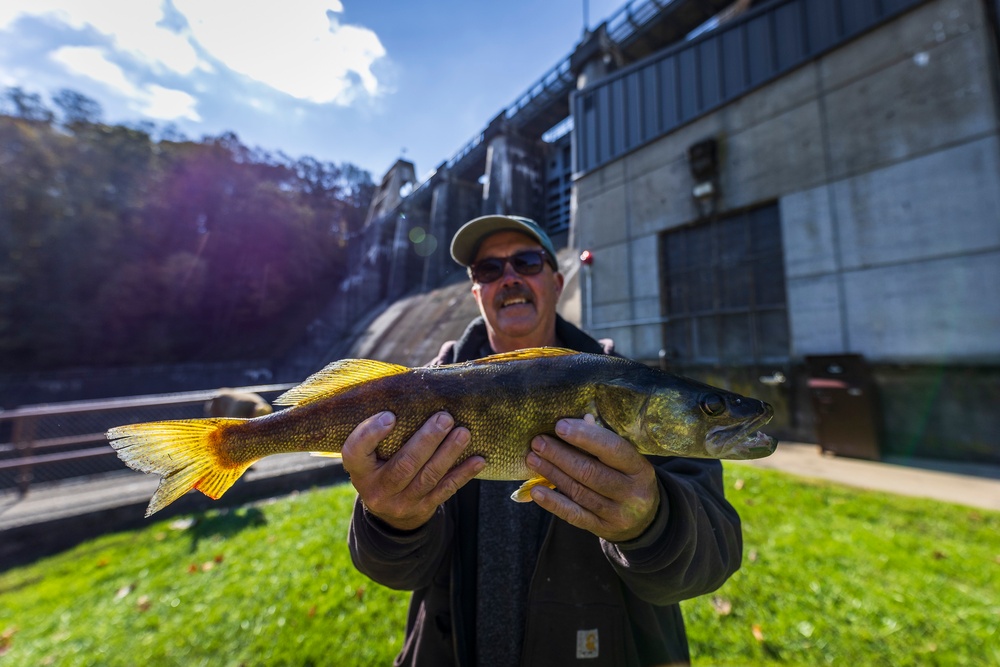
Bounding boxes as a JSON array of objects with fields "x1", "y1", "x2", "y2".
[{"x1": 107, "y1": 347, "x2": 777, "y2": 517}]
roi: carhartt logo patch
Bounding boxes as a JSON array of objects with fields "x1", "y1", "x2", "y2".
[{"x1": 576, "y1": 628, "x2": 599, "y2": 659}]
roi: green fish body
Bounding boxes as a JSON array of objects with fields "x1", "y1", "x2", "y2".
[{"x1": 108, "y1": 348, "x2": 776, "y2": 516}]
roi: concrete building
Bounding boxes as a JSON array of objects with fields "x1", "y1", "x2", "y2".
[{"x1": 571, "y1": 0, "x2": 1000, "y2": 463}]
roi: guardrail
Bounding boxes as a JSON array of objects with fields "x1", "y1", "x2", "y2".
[{"x1": 0, "y1": 384, "x2": 294, "y2": 495}]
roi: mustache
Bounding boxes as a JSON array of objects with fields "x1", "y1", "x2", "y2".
[{"x1": 494, "y1": 285, "x2": 534, "y2": 308}]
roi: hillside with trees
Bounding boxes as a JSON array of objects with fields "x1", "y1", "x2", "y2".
[{"x1": 0, "y1": 87, "x2": 374, "y2": 372}]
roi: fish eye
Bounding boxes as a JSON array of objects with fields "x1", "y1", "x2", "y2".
[{"x1": 699, "y1": 393, "x2": 727, "y2": 417}]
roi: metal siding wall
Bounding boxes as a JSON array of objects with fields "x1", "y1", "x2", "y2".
[
  {"x1": 678, "y1": 48, "x2": 699, "y2": 121},
  {"x1": 746, "y1": 13, "x2": 776, "y2": 86},
  {"x1": 641, "y1": 66, "x2": 659, "y2": 143},
  {"x1": 572, "y1": 0, "x2": 929, "y2": 174},
  {"x1": 774, "y1": 3, "x2": 806, "y2": 71},
  {"x1": 659, "y1": 56, "x2": 680, "y2": 130},
  {"x1": 699, "y1": 39, "x2": 722, "y2": 109}
]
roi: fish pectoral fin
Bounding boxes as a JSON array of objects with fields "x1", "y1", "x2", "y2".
[
  {"x1": 510, "y1": 476, "x2": 557, "y2": 503},
  {"x1": 310, "y1": 451, "x2": 343, "y2": 459}
]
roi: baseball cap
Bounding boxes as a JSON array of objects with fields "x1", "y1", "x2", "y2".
[{"x1": 450, "y1": 215, "x2": 558, "y2": 268}]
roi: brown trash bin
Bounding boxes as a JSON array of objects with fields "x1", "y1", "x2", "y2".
[{"x1": 805, "y1": 354, "x2": 881, "y2": 460}]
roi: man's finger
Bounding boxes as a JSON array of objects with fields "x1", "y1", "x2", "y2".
[
  {"x1": 342, "y1": 411, "x2": 396, "y2": 476},
  {"x1": 528, "y1": 436, "x2": 616, "y2": 512},
  {"x1": 410, "y1": 426, "x2": 472, "y2": 496},
  {"x1": 380, "y1": 412, "x2": 455, "y2": 489},
  {"x1": 555, "y1": 417, "x2": 647, "y2": 475}
]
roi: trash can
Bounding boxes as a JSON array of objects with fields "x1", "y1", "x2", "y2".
[{"x1": 804, "y1": 354, "x2": 881, "y2": 460}]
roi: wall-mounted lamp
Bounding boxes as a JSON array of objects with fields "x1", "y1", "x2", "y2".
[{"x1": 687, "y1": 138, "x2": 720, "y2": 217}]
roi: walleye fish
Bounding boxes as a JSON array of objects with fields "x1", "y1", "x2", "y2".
[{"x1": 108, "y1": 347, "x2": 777, "y2": 517}]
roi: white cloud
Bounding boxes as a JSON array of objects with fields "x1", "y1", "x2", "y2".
[
  {"x1": 172, "y1": 0, "x2": 386, "y2": 104},
  {"x1": 50, "y1": 46, "x2": 198, "y2": 122},
  {"x1": 50, "y1": 46, "x2": 140, "y2": 98},
  {"x1": 142, "y1": 84, "x2": 200, "y2": 121},
  {"x1": 2, "y1": 0, "x2": 387, "y2": 107}
]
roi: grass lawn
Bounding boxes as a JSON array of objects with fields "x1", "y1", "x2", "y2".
[{"x1": 1, "y1": 466, "x2": 997, "y2": 666}]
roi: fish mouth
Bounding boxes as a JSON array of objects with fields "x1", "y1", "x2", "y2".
[{"x1": 706, "y1": 410, "x2": 778, "y2": 460}]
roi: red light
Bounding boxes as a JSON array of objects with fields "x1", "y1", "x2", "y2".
[{"x1": 579, "y1": 250, "x2": 594, "y2": 265}]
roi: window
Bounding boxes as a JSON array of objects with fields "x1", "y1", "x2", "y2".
[{"x1": 660, "y1": 204, "x2": 789, "y2": 366}]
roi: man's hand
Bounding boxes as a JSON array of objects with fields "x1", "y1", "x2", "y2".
[
  {"x1": 525, "y1": 414, "x2": 660, "y2": 543},
  {"x1": 342, "y1": 411, "x2": 485, "y2": 532}
]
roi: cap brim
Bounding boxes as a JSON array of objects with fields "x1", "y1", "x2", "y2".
[{"x1": 450, "y1": 215, "x2": 557, "y2": 267}]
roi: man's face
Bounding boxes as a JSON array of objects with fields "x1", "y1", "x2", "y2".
[{"x1": 470, "y1": 230, "x2": 564, "y2": 352}]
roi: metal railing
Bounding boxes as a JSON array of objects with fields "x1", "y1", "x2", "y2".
[{"x1": 0, "y1": 384, "x2": 293, "y2": 495}]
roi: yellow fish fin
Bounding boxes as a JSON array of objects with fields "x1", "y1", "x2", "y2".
[
  {"x1": 310, "y1": 451, "x2": 343, "y2": 459},
  {"x1": 275, "y1": 358, "x2": 409, "y2": 407},
  {"x1": 472, "y1": 347, "x2": 579, "y2": 365},
  {"x1": 510, "y1": 475, "x2": 557, "y2": 503},
  {"x1": 107, "y1": 419, "x2": 250, "y2": 517}
]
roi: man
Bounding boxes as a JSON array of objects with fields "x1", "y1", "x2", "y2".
[{"x1": 343, "y1": 215, "x2": 742, "y2": 666}]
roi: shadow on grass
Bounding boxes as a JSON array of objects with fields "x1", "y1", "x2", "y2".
[{"x1": 186, "y1": 506, "x2": 267, "y2": 552}]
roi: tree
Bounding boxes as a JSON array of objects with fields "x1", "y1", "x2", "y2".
[
  {"x1": 2, "y1": 87, "x2": 54, "y2": 123},
  {"x1": 52, "y1": 89, "x2": 103, "y2": 126}
]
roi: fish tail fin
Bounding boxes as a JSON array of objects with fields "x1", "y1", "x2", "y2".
[
  {"x1": 107, "y1": 419, "x2": 250, "y2": 517},
  {"x1": 511, "y1": 476, "x2": 557, "y2": 503}
]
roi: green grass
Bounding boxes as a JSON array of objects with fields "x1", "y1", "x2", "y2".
[{"x1": 1, "y1": 467, "x2": 998, "y2": 666}]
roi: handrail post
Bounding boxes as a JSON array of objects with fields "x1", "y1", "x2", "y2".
[{"x1": 12, "y1": 415, "x2": 37, "y2": 497}]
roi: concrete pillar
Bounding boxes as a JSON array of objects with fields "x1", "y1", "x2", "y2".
[
  {"x1": 570, "y1": 24, "x2": 623, "y2": 89},
  {"x1": 481, "y1": 124, "x2": 546, "y2": 220}
]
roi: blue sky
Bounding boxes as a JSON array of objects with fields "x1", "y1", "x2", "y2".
[{"x1": 0, "y1": 0, "x2": 625, "y2": 182}]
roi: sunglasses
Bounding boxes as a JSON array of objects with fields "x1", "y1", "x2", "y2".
[{"x1": 469, "y1": 249, "x2": 553, "y2": 284}]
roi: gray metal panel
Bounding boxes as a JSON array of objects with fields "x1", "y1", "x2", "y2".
[
  {"x1": 803, "y1": 0, "x2": 840, "y2": 55},
  {"x1": 641, "y1": 65, "x2": 660, "y2": 143},
  {"x1": 721, "y1": 27, "x2": 747, "y2": 99},
  {"x1": 659, "y1": 56, "x2": 680, "y2": 130},
  {"x1": 746, "y1": 13, "x2": 776, "y2": 86},
  {"x1": 625, "y1": 71, "x2": 644, "y2": 151},
  {"x1": 840, "y1": 0, "x2": 881, "y2": 37},
  {"x1": 611, "y1": 77, "x2": 627, "y2": 156},
  {"x1": 678, "y1": 47, "x2": 699, "y2": 121},
  {"x1": 774, "y1": 3, "x2": 806, "y2": 71},
  {"x1": 699, "y1": 39, "x2": 722, "y2": 110}
]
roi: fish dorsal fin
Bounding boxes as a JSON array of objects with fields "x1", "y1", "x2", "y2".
[
  {"x1": 471, "y1": 347, "x2": 580, "y2": 365},
  {"x1": 275, "y1": 358, "x2": 409, "y2": 406}
]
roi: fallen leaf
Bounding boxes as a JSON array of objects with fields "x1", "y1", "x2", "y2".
[
  {"x1": 734, "y1": 479, "x2": 745, "y2": 491},
  {"x1": 214, "y1": 554, "x2": 224, "y2": 564},
  {"x1": 137, "y1": 596, "x2": 151, "y2": 612},
  {"x1": 748, "y1": 549, "x2": 758, "y2": 562},
  {"x1": 170, "y1": 517, "x2": 196, "y2": 531},
  {"x1": 711, "y1": 596, "x2": 732, "y2": 616},
  {"x1": 355, "y1": 587, "x2": 365, "y2": 602},
  {"x1": 932, "y1": 551, "x2": 947, "y2": 560},
  {"x1": 97, "y1": 558, "x2": 110, "y2": 568},
  {"x1": 307, "y1": 606, "x2": 317, "y2": 618},
  {"x1": 115, "y1": 585, "x2": 134, "y2": 600},
  {"x1": 188, "y1": 564, "x2": 199, "y2": 574},
  {"x1": 752, "y1": 624, "x2": 765, "y2": 642},
  {"x1": 0, "y1": 626, "x2": 18, "y2": 656},
  {"x1": 201, "y1": 561, "x2": 215, "y2": 572}
]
